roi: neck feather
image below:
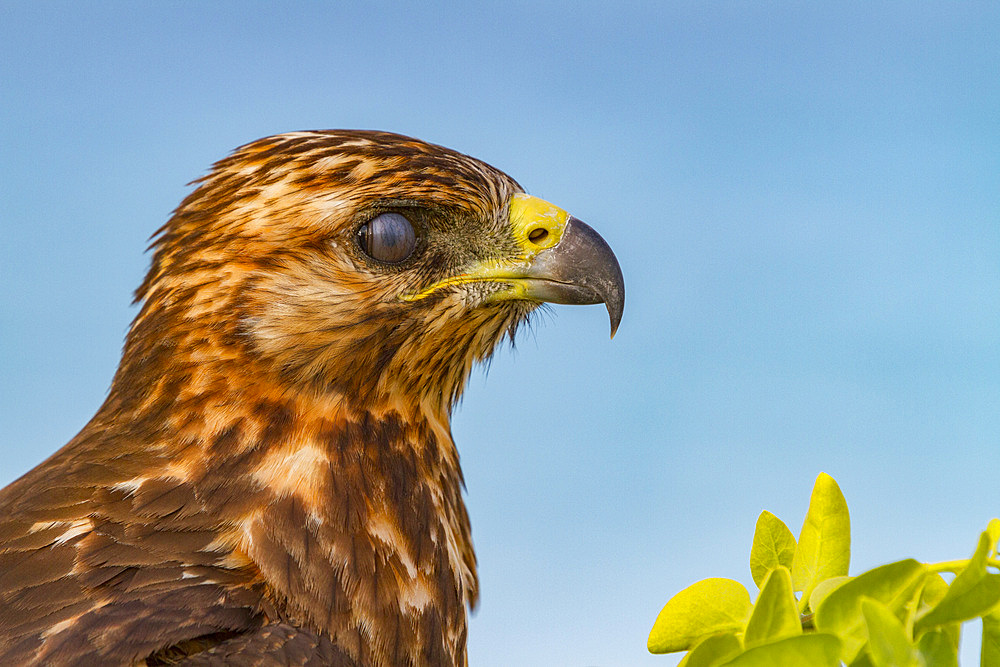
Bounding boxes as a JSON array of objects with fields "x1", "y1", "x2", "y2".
[{"x1": 77, "y1": 310, "x2": 479, "y2": 665}]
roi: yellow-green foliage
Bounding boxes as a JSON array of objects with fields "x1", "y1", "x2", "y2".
[{"x1": 648, "y1": 473, "x2": 1000, "y2": 666}]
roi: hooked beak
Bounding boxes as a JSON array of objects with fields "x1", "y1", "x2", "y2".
[
  {"x1": 514, "y1": 215, "x2": 625, "y2": 337},
  {"x1": 402, "y1": 194, "x2": 625, "y2": 337}
]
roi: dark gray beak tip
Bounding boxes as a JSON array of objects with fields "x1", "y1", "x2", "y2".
[
  {"x1": 607, "y1": 293, "x2": 624, "y2": 339},
  {"x1": 519, "y1": 215, "x2": 625, "y2": 338},
  {"x1": 565, "y1": 217, "x2": 624, "y2": 339}
]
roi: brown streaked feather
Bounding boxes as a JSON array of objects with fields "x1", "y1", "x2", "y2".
[
  {"x1": 167, "y1": 623, "x2": 355, "y2": 666},
  {"x1": 1, "y1": 130, "x2": 537, "y2": 665}
]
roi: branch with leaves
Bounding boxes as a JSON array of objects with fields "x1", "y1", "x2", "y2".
[{"x1": 647, "y1": 473, "x2": 1000, "y2": 666}]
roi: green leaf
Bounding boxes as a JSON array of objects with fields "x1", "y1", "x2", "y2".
[
  {"x1": 849, "y1": 654, "x2": 876, "y2": 667},
  {"x1": 861, "y1": 597, "x2": 920, "y2": 667},
  {"x1": 916, "y1": 530, "x2": 1000, "y2": 632},
  {"x1": 987, "y1": 518, "x2": 1000, "y2": 556},
  {"x1": 648, "y1": 578, "x2": 753, "y2": 653},
  {"x1": 678, "y1": 633, "x2": 742, "y2": 667},
  {"x1": 965, "y1": 528, "x2": 993, "y2": 576},
  {"x1": 743, "y1": 567, "x2": 801, "y2": 649},
  {"x1": 917, "y1": 573, "x2": 1000, "y2": 631},
  {"x1": 750, "y1": 511, "x2": 797, "y2": 589},
  {"x1": 791, "y1": 473, "x2": 851, "y2": 605},
  {"x1": 814, "y1": 559, "x2": 927, "y2": 663},
  {"x1": 810, "y1": 575, "x2": 852, "y2": 612},
  {"x1": 942, "y1": 623, "x2": 961, "y2": 656},
  {"x1": 983, "y1": 609, "x2": 1000, "y2": 667},
  {"x1": 914, "y1": 574, "x2": 962, "y2": 648},
  {"x1": 720, "y1": 633, "x2": 842, "y2": 667},
  {"x1": 918, "y1": 574, "x2": 950, "y2": 613},
  {"x1": 915, "y1": 628, "x2": 958, "y2": 667}
]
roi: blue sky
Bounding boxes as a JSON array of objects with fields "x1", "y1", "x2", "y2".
[{"x1": 1, "y1": 3, "x2": 998, "y2": 665}]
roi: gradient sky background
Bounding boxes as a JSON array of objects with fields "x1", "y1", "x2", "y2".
[{"x1": 2, "y1": 3, "x2": 998, "y2": 665}]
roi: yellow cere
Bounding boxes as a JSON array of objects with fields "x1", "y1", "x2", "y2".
[
  {"x1": 400, "y1": 194, "x2": 570, "y2": 302},
  {"x1": 507, "y1": 193, "x2": 569, "y2": 257}
]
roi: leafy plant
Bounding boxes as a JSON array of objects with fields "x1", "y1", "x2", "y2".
[{"x1": 647, "y1": 473, "x2": 1000, "y2": 666}]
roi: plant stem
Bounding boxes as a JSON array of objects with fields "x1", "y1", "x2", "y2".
[{"x1": 926, "y1": 558, "x2": 1000, "y2": 574}]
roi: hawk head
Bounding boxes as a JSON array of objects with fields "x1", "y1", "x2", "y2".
[{"x1": 128, "y1": 130, "x2": 624, "y2": 411}]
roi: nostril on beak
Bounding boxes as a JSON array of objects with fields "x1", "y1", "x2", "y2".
[{"x1": 528, "y1": 227, "x2": 549, "y2": 244}]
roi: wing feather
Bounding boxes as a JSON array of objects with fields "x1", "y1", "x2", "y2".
[{"x1": 172, "y1": 623, "x2": 357, "y2": 666}]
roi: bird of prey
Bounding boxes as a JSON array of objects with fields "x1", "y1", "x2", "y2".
[{"x1": 0, "y1": 130, "x2": 624, "y2": 666}]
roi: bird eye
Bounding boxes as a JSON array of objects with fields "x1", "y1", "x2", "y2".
[{"x1": 357, "y1": 212, "x2": 417, "y2": 264}]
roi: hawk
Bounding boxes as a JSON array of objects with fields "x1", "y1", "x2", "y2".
[{"x1": 0, "y1": 131, "x2": 624, "y2": 665}]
